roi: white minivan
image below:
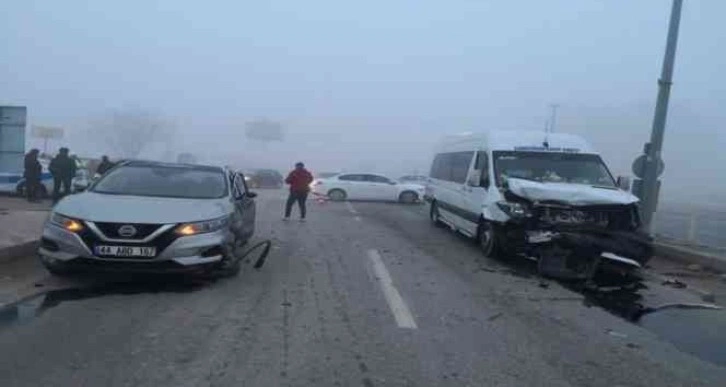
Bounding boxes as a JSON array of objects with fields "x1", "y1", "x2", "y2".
[{"x1": 426, "y1": 131, "x2": 652, "y2": 279}]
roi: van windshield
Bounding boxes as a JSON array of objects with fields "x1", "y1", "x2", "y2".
[{"x1": 493, "y1": 151, "x2": 616, "y2": 187}]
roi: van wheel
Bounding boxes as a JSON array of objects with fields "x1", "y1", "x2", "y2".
[
  {"x1": 398, "y1": 191, "x2": 418, "y2": 204},
  {"x1": 328, "y1": 189, "x2": 347, "y2": 201},
  {"x1": 430, "y1": 201, "x2": 445, "y2": 227},
  {"x1": 478, "y1": 220, "x2": 503, "y2": 259}
]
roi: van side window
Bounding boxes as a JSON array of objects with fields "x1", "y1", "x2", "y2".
[
  {"x1": 430, "y1": 154, "x2": 450, "y2": 181},
  {"x1": 476, "y1": 151, "x2": 490, "y2": 187},
  {"x1": 450, "y1": 151, "x2": 474, "y2": 183}
]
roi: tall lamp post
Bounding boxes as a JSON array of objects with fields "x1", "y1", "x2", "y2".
[{"x1": 634, "y1": 0, "x2": 684, "y2": 233}]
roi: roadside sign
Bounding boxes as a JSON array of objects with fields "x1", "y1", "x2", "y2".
[
  {"x1": 632, "y1": 155, "x2": 664, "y2": 179},
  {"x1": 31, "y1": 126, "x2": 64, "y2": 139}
]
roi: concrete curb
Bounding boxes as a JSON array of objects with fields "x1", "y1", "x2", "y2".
[
  {"x1": 0, "y1": 240, "x2": 39, "y2": 265},
  {"x1": 654, "y1": 241, "x2": 726, "y2": 273}
]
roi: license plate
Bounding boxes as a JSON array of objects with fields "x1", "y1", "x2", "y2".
[{"x1": 95, "y1": 245, "x2": 157, "y2": 258}]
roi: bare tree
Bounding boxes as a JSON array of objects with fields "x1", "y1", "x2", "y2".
[{"x1": 89, "y1": 109, "x2": 175, "y2": 159}]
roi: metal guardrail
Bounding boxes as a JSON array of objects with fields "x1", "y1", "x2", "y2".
[{"x1": 654, "y1": 208, "x2": 726, "y2": 250}]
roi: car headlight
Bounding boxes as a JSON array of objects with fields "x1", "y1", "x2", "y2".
[
  {"x1": 50, "y1": 213, "x2": 84, "y2": 232},
  {"x1": 496, "y1": 201, "x2": 532, "y2": 218},
  {"x1": 175, "y1": 216, "x2": 230, "y2": 236}
]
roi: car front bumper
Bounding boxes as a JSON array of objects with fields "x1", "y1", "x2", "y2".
[{"x1": 39, "y1": 222, "x2": 230, "y2": 272}]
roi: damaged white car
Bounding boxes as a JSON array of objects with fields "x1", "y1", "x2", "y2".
[{"x1": 426, "y1": 131, "x2": 652, "y2": 279}]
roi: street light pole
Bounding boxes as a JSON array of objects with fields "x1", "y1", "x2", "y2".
[
  {"x1": 549, "y1": 104, "x2": 559, "y2": 133},
  {"x1": 639, "y1": 0, "x2": 684, "y2": 233}
]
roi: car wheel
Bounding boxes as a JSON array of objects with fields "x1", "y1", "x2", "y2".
[
  {"x1": 398, "y1": 191, "x2": 418, "y2": 204},
  {"x1": 16, "y1": 182, "x2": 48, "y2": 198},
  {"x1": 430, "y1": 201, "x2": 445, "y2": 227},
  {"x1": 478, "y1": 220, "x2": 503, "y2": 259},
  {"x1": 328, "y1": 189, "x2": 347, "y2": 201}
]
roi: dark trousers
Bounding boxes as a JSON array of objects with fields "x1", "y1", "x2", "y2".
[
  {"x1": 285, "y1": 191, "x2": 308, "y2": 218},
  {"x1": 26, "y1": 178, "x2": 40, "y2": 201},
  {"x1": 53, "y1": 177, "x2": 72, "y2": 202}
]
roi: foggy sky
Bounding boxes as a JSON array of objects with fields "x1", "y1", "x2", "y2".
[{"x1": 2, "y1": 0, "x2": 725, "y2": 204}]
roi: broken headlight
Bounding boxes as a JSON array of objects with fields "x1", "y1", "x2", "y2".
[{"x1": 496, "y1": 201, "x2": 532, "y2": 218}]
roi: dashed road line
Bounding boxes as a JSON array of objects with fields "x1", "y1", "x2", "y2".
[{"x1": 367, "y1": 249, "x2": 418, "y2": 329}]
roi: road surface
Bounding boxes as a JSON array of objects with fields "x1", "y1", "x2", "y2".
[{"x1": 0, "y1": 191, "x2": 724, "y2": 386}]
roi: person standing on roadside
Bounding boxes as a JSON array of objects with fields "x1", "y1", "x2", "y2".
[
  {"x1": 284, "y1": 162, "x2": 314, "y2": 221},
  {"x1": 96, "y1": 155, "x2": 114, "y2": 176},
  {"x1": 49, "y1": 147, "x2": 77, "y2": 202},
  {"x1": 23, "y1": 149, "x2": 42, "y2": 202}
]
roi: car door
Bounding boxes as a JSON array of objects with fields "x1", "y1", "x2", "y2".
[
  {"x1": 336, "y1": 174, "x2": 366, "y2": 200},
  {"x1": 234, "y1": 173, "x2": 257, "y2": 242},
  {"x1": 461, "y1": 151, "x2": 490, "y2": 236},
  {"x1": 365, "y1": 174, "x2": 398, "y2": 201}
]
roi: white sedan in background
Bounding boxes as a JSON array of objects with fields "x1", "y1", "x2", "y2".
[{"x1": 311, "y1": 173, "x2": 425, "y2": 203}]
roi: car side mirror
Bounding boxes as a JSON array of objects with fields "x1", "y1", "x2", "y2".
[
  {"x1": 616, "y1": 176, "x2": 631, "y2": 191},
  {"x1": 247, "y1": 192, "x2": 258, "y2": 198}
]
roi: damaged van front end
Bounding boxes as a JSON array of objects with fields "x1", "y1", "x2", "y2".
[{"x1": 489, "y1": 177, "x2": 653, "y2": 280}]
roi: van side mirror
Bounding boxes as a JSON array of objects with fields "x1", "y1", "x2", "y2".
[
  {"x1": 466, "y1": 171, "x2": 480, "y2": 187},
  {"x1": 616, "y1": 176, "x2": 631, "y2": 191}
]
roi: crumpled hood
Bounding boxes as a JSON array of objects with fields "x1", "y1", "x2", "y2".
[
  {"x1": 54, "y1": 192, "x2": 232, "y2": 224},
  {"x1": 506, "y1": 178, "x2": 639, "y2": 206}
]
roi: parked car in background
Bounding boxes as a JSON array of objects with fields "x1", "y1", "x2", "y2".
[
  {"x1": 8, "y1": 158, "x2": 89, "y2": 198},
  {"x1": 311, "y1": 173, "x2": 424, "y2": 203},
  {"x1": 38, "y1": 160, "x2": 256, "y2": 276},
  {"x1": 247, "y1": 169, "x2": 284, "y2": 188},
  {"x1": 315, "y1": 172, "x2": 340, "y2": 179},
  {"x1": 399, "y1": 175, "x2": 429, "y2": 184}
]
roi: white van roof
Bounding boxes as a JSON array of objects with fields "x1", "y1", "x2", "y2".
[{"x1": 436, "y1": 130, "x2": 597, "y2": 154}]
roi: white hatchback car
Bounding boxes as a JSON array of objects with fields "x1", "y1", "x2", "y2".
[{"x1": 311, "y1": 173, "x2": 424, "y2": 203}]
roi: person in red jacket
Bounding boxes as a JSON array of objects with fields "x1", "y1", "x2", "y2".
[{"x1": 284, "y1": 162, "x2": 314, "y2": 221}]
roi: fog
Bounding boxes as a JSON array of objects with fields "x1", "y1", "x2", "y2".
[{"x1": 2, "y1": 0, "x2": 724, "y2": 206}]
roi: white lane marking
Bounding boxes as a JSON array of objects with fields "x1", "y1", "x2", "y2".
[
  {"x1": 354, "y1": 216, "x2": 362, "y2": 221},
  {"x1": 367, "y1": 249, "x2": 418, "y2": 329},
  {"x1": 345, "y1": 201, "x2": 358, "y2": 214}
]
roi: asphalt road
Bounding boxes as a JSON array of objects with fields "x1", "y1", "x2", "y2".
[{"x1": 0, "y1": 190, "x2": 725, "y2": 386}]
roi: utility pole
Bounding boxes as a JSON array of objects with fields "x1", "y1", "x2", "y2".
[
  {"x1": 549, "y1": 104, "x2": 559, "y2": 133},
  {"x1": 636, "y1": 0, "x2": 684, "y2": 233}
]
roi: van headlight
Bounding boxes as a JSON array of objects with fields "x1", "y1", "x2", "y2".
[
  {"x1": 175, "y1": 216, "x2": 230, "y2": 236},
  {"x1": 496, "y1": 201, "x2": 532, "y2": 218},
  {"x1": 50, "y1": 213, "x2": 84, "y2": 232}
]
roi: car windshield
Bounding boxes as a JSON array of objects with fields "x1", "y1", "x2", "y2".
[
  {"x1": 91, "y1": 164, "x2": 227, "y2": 199},
  {"x1": 493, "y1": 151, "x2": 615, "y2": 187}
]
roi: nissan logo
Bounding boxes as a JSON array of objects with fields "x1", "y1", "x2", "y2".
[{"x1": 118, "y1": 225, "x2": 137, "y2": 238}]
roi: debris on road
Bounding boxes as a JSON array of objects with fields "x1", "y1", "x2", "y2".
[
  {"x1": 606, "y1": 329, "x2": 628, "y2": 338},
  {"x1": 661, "y1": 278, "x2": 687, "y2": 289}
]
